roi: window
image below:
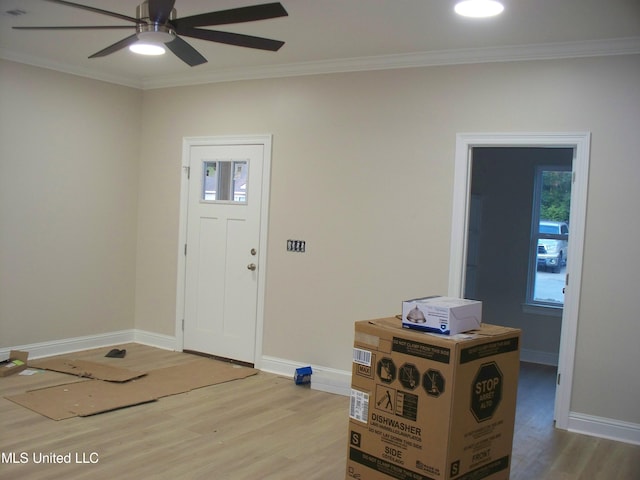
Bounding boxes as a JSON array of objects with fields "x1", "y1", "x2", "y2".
[
  {"x1": 525, "y1": 166, "x2": 572, "y2": 311},
  {"x1": 202, "y1": 160, "x2": 248, "y2": 203}
]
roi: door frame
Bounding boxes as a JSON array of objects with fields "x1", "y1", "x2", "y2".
[
  {"x1": 448, "y1": 132, "x2": 591, "y2": 430},
  {"x1": 175, "y1": 134, "x2": 272, "y2": 368}
]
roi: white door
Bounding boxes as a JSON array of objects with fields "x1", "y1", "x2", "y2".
[{"x1": 182, "y1": 140, "x2": 266, "y2": 364}]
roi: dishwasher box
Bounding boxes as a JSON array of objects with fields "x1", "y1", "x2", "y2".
[
  {"x1": 402, "y1": 296, "x2": 482, "y2": 335},
  {"x1": 346, "y1": 317, "x2": 520, "y2": 480}
]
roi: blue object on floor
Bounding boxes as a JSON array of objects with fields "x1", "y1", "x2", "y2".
[{"x1": 294, "y1": 366, "x2": 313, "y2": 385}]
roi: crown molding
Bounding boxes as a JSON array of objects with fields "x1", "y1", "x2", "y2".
[
  {"x1": 141, "y1": 36, "x2": 640, "y2": 89},
  {"x1": 0, "y1": 48, "x2": 144, "y2": 89},
  {"x1": 3, "y1": 36, "x2": 639, "y2": 91}
]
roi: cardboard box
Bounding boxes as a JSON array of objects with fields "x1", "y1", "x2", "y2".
[
  {"x1": 346, "y1": 318, "x2": 520, "y2": 480},
  {"x1": 0, "y1": 350, "x2": 29, "y2": 377},
  {"x1": 402, "y1": 296, "x2": 482, "y2": 335}
]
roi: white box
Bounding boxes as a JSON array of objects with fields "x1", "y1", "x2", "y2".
[{"x1": 402, "y1": 296, "x2": 482, "y2": 335}]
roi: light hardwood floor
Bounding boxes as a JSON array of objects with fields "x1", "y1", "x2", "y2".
[{"x1": 1, "y1": 345, "x2": 638, "y2": 479}]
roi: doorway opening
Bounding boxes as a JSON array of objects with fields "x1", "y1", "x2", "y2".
[
  {"x1": 449, "y1": 133, "x2": 591, "y2": 430},
  {"x1": 465, "y1": 148, "x2": 572, "y2": 317}
]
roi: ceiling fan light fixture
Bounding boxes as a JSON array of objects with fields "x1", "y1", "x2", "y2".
[
  {"x1": 13, "y1": 0, "x2": 288, "y2": 67},
  {"x1": 129, "y1": 42, "x2": 166, "y2": 55},
  {"x1": 455, "y1": 0, "x2": 504, "y2": 18},
  {"x1": 129, "y1": 28, "x2": 174, "y2": 56},
  {"x1": 136, "y1": 29, "x2": 175, "y2": 44}
]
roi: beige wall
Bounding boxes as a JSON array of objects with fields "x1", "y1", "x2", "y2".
[
  {"x1": 0, "y1": 60, "x2": 142, "y2": 345},
  {"x1": 136, "y1": 55, "x2": 640, "y2": 424},
  {"x1": 1, "y1": 54, "x2": 639, "y2": 426}
]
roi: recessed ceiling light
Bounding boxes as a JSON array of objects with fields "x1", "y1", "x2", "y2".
[{"x1": 455, "y1": 0, "x2": 504, "y2": 18}]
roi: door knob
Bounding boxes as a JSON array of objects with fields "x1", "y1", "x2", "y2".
[{"x1": 247, "y1": 263, "x2": 257, "y2": 271}]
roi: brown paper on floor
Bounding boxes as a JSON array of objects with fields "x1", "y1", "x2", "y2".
[
  {"x1": 135, "y1": 357, "x2": 258, "y2": 398},
  {"x1": 28, "y1": 358, "x2": 147, "y2": 382},
  {"x1": 6, "y1": 380, "x2": 157, "y2": 420},
  {"x1": 6, "y1": 357, "x2": 258, "y2": 420}
]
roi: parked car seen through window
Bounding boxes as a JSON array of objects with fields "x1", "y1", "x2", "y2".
[{"x1": 537, "y1": 220, "x2": 569, "y2": 273}]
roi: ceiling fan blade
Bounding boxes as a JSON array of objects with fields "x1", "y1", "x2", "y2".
[
  {"x1": 13, "y1": 26, "x2": 134, "y2": 31},
  {"x1": 173, "y1": 2, "x2": 287, "y2": 29},
  {"x1": 177, "y1": 27, "x2": 285, "y2": 52},
  {"x1": 148, "y1": 0, "x2": 176, "y2": 24},
  {"x1": 40, "y1": 0, "x2": 141, "y2": 24},
  {"x1": 165, "y1": 36, "x2": 207, "y2": 66},
  {"x1": 89, "y1": 34, "x2": 139, "y2": 58}
]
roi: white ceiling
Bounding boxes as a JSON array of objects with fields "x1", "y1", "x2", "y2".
[{"x1": 1, "y1": 0, "x2": 639, "y2": 89}]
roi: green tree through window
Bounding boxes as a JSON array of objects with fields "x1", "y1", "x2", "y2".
[{"x1": 540, "y1": 171, "x2": 571, "y2": 222}]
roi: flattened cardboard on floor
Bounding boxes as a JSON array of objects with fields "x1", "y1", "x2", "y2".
[
  {"x1": 6, "y1": 357, "x2": 258, "y2": 420},
  {"x1": 29, "y1": 358, "x2": 147, "y2": 382},
  {"x1": 131, "y1": 357, "x2": 259, "y2": 398},
  {"x1": 6, "y1": 380, "x2": 157, "y2": 420}
]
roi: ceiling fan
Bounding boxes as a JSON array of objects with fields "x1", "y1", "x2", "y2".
[{"x1": 12, "y1": 0, "x2": 288, "y2": 66}]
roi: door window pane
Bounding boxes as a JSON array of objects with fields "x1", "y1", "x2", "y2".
[
  {"x1": 528, "y1": 167, "x2": 572, "y2": 306},
  {"x1": 202, "y1": 160, "x2": 248, "y2": 203}
]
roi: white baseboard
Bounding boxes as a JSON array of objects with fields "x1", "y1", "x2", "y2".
[
  {"x1": 261, "y1": 355, "x2": 351, "y2": 396},
  {"x1": 132, "y1": 330, "x2": 177, "y2": 351},
  {"x1": 520, "y1": 348, "x2": 559, "y2": 366},
  {"x1": 568, "y1": 412, "x2": 640, "y2": 446},
  {"x1": 259, "y1": 355, "x2": 298, "y2": 377},
  {"x1": 0, "y1": 329, "x2": 177, "y2": 360},
  {"x1": 309, "y1": 364, "x2": 352, "y2": 396}
]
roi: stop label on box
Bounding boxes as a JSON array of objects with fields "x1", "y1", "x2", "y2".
[{"x1": 471, "y1": 361, "x2": 503, "y2": 422}]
